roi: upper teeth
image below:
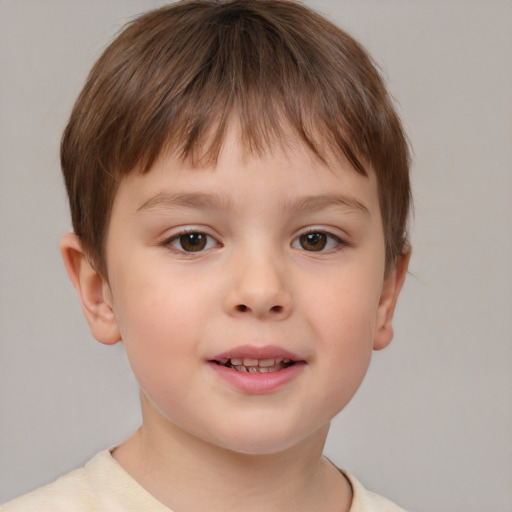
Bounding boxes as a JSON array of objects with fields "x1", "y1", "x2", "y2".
[
  {"x1": 226, "y1": 357, "x2": 291, "y2": 367},
  {"x1": 216, "y1": 357, "x2": 293, "y2": 373}
]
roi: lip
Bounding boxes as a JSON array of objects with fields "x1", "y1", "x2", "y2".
[
  {"x1": 212, "y1": 344, "x2": 302, "y2": 361},
  {"x1": 208, "y1": 345, "x2": 306, "y2": 395}
]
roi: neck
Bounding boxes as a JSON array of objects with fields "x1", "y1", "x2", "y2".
[{"x1": 112, "y1": 398, "x2": 351, "y2": 512}]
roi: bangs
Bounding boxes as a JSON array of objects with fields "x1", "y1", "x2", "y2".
[{"x1": 76, "y1": 0, "x2": 379, "y2": 177}]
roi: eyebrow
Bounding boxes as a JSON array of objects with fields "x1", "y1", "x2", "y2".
[
  {"x1": 282, "y1": 194, "x2": 370, "y2": 216},
  {"x1": 137, "y1": 191, "x2": 369, "y2": 216},
  {"x1": 137, "y1": 192, "x2": 232, "y2": 212}
]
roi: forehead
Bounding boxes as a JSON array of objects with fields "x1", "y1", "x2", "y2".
[
  {"x1": 148, "y1": 119, "x2": 369, "y2": 181},
  {"x1": 116, "y1": 123, "x2": 380, "y2": 220}
]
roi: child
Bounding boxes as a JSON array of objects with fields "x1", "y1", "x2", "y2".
[{"x1": 2, "y1": 1, "x2": 411, "y2": 510}]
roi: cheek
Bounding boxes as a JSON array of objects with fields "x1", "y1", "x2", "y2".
[
  {"x1": 303, "y1": 266, "x2": 382, "y2": 343},
  {"x1": 112, "y1": 261, "x2": 213, "y2": 338},
  {"x1": 110, "y1": 276, "x2": 207, "y2": 390},
  {"x1": 301, "y1": 268, "x2": 382, "y2": 399}
]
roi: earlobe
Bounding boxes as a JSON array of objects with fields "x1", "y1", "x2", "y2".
[
  {"x1": 60, "y1": 233, "x2": 121, "y2": 345},
  {"x1": 373, "y1": 246, "x2": 411, "y2": 351}
]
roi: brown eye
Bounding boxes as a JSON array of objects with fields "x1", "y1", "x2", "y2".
[
  {"x1": 292, "y1": 231, "x2": 345, "y2": 252},
  {"x1": 178, "y1": 232, "x2": 208, "y2": 252},
  {"x1": 165, "y1": 230, "x2": 218, "y2": 253},
  {"x1": 299, "y1": 232, "x2": 327, "y2": 251}
]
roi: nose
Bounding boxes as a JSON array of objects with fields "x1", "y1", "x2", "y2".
[{"x1": 223, "y1": 251, "x2": 293, "y2": 320}]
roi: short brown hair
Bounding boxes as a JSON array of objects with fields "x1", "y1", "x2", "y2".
[{"x1": 61, "y1": 0, "x2": 411, "y2": 277}]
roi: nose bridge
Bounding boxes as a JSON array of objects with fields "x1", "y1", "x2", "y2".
[{"x1": 225, "y1": 242, "x2": 293, "y2": 319}]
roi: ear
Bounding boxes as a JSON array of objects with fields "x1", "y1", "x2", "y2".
[
  {"x1": 373, "y1": 246, "x2": 411, "y2": 351},
  {"x1": 60, "y1": 233, "x2": 121, "y2": 345}
]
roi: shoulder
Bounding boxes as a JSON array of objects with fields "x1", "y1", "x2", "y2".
[
  {"x1": 1, "y1": 450, "x2": 172, "y2": 512},
  {"x1": 1, "y1": 463, "x2": 95, "y2": 512},
  {"x1": 343, "y1": 471, "x2": 408, "y2": 512}
]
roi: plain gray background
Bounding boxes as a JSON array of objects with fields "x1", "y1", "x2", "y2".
[{"x1": 1, "y1": 1, "x2": 511, "y2": 510}]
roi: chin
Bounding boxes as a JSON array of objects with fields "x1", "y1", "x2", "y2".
[
  {"x1": 222, "y1": 438, "x2": 297, "y2": 456},
  {"x1": 206, "y1": 421, "x2": 328, "y2": 457}
]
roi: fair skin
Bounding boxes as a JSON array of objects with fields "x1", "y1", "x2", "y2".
[{"x1": 61, "y1": 126, "x2": 409, "y2": 512}]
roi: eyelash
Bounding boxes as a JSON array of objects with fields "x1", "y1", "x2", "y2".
[
  {"x1": 291, "y1": 230, "x2": 347, "y2": 253},
  {"x1": 161, "y1": 228, "x2": 347, "y2": 254},
  {"x1": 162, "y1": 229, "x2": 219, "y2": 254}
]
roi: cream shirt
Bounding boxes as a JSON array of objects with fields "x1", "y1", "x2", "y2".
[{"x1": 2, "y1": 451, "x2": 406, "y2": 512}]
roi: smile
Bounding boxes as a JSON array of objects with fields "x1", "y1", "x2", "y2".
[
  {"x1": 215, "y1": 357, "x2": 294, "y2": 373},
  {"x1": 208, "y1": 345, "x2": 305, "y2": 393}
]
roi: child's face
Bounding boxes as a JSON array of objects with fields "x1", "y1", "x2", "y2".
[{"x1": 97, "y1": 127, "x2": 404, "y2": 455}]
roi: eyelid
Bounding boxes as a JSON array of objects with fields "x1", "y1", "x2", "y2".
[
  {"x1": 161, "y1": 227, "x2": 221, "y2": 253},
  {"x1": 291, "y1": 228, "x2": 349, "y2": 252}
]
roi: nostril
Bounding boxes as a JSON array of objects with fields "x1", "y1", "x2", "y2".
[{"x1": 233, "y1": 304, "x2": 285, "y2": 314}]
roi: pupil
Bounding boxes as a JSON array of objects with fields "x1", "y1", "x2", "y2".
[
  {"x1": 301, "y1": 232, "x2": 327, "y2": 251},
  {"x1": 180, "y1": 233, "x2": 206, "y2": 252}
]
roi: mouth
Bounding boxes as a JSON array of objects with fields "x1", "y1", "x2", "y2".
[
  {"x1": 208, "y1": 346, "x2": 305, "y2": 393},
  {"x1": 213, "y1": 357, "x2": 296, "y2": 373}
]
